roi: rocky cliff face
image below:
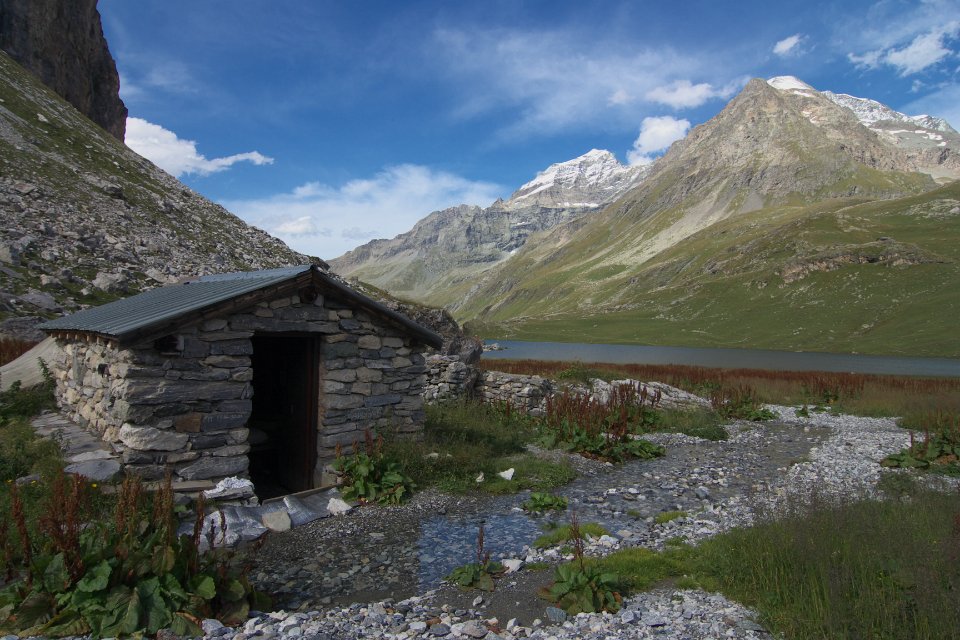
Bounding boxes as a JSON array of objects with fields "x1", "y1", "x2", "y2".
[
  {"x1": 0, "y1": 0, "x2": 127, "y2": 140},
  {"x1": 0, "y1": 51, "x2": 309, "y2": 340},
  {"x1": 330, "y1": 150, "x2": 647, "y2": 305}
]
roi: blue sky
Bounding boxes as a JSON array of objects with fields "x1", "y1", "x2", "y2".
[{"x1": 98, "y1": 0, "x2": 960, "y2": 260}]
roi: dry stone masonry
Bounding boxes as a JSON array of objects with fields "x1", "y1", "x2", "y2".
[{"x1": 51, "y1": 292, "x2": 428, "y2": 490}]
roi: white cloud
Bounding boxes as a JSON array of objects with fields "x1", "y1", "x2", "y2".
[
  {"x1": 125, "y1": 117, "x2": 274, "y2": 177},
  {"x1": 627, "y1": 116, "x2": 690, "y2": 166},
  {"x1": 645, "y1": 79, "x2": 742, "y2": 109},
  {"x1": 848, "y1": 21, "x2": 959, "y2": 76},
  {"x1": 885, "y1": 26, "x2": 957, "y2": 74},
  {"x1": 429, "y1": 27, "x2": 739, "y2": 137},
  {"x1": 221, "y1": 165, "x2": 504, "y2": 259},
  {"x1": 773, "y1": 34, "x2": 805, "y2": 56}
]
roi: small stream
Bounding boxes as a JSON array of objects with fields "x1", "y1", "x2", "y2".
[{"x1": 250, "y1": 421, "x2": 828, "y2": 611}]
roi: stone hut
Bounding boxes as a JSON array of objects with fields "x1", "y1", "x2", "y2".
[{"x1": 39, "y1": 265, "x2": 442, "y2": 497}]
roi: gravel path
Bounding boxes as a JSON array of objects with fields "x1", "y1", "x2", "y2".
[{"x1": 210, "y1": 406, "x2": 955, "y2": 639}]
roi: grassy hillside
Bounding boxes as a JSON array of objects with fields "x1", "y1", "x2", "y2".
[{"x1": 465, "y1": 181, "x2": 960, "y2": 357}]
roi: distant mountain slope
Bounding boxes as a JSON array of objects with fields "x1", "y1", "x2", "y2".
[
  {"x1": 452, "y1": 78, "x2": 959, "y2": 357},
  {"x1": 330, "y1": 150, "x2": 647, "y2": 304},
  {"x1": 0, "y1": 51, "x2": 309, "y2": 338}
]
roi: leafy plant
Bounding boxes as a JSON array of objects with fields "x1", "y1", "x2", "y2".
[
  {"x1": 523, "y1": 492, "x2": 568, "y2": 513},
  {"x1": 882, "y1": 412, "x2": 960, "y2": 475},
  {"x1": 539, "y1": 514, "x2": 621, "y2": 615},
  {"x1": 710, "y1": 385, "x2": 776, "y2": 421},
  {"x1": 446, "y1": 524, "x2": 504, "y2": 592},
  {"x1": 0, "y1": 474, "x2": 269, "y2": 638},
  {"x1": 333, "y1": 430, "x2": 414, "y2": 504},
  {"x1": 536, "y1": 386, "x2": 665, "y2": 462}
]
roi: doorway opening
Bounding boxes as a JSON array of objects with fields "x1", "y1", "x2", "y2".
[{"x1": 248, "y1": 335, "x2": 319, "y2": 499}]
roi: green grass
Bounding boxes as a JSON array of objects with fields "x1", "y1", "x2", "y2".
[
  {"x1": 0, "y1": 377, "x2": 60, "y2": 481},
  {"x1": 653, "y1": 408, "x2": 728, "y2": 440},
  {"x1": 462, "y1": 182, "x2": 960, "y2": 358},
  {"x1": 383, "y1": 400, "x2": 575, "y2": 495},
  {"x1": 588, "y1": 545, "x2": 696, "y2": 591},
  {"x1": 597, "y1": 488, "x2": 960, "y2": 640},
  {"x1": 534, "y1": 522, "x2": 609, "y2": 548},
  {"x1": 653, "y1": 510, "x2": 687, "y2": 524}
]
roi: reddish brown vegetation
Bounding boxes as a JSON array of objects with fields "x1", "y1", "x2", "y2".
[{"x1": 481, "y1": 359, "x2": 960, "y2": 415}]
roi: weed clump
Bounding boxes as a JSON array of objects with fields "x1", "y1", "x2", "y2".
[{"x1": 0, "y1": 474, "x2": 269, "y2": 637}]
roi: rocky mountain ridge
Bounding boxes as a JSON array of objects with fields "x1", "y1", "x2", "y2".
[
  {"x1": 330, "y1": 149, "x2": 648, "y2": 305},
  {"x1": 0, "y1": 50, "x2": 310, "y2": 340},
  {"x1": 0, "y1": 0, "x2": 127, "y2": 140},
  {"x1": 445, "y1": 77, "x2": 959, "y2": 356},
  {"x1": 767, "y1": 76, "x2": 960, "y2": 183}
]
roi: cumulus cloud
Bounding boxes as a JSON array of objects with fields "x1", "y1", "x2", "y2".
[
  {"x1": 627, "y1": 116, "x2": 690, "y2": 166},
  {"x1": 221, "y1": 165, "x2": 503, "y2": 259},
  {"x1": 773, "y1": 34, "x2": 805, "y2": 56},
  {"x1": 429, "y1": 27, "x2": 740, "y2": 137},
  {"x1": 645, "y1": 79, "x2": 743, "y2": 109},
  {"x1": 848, "y1": 21, "x2": 959, "y2": 76},
  {"x1": 125, "y1": 117, "x2": 273, "y2": 177}
]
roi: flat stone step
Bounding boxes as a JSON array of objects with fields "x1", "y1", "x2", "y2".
[{"x1": 30, "y1": 411, "x2": 122, "y2": 483}]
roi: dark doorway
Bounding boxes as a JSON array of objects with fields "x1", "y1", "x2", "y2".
[{"x1": 249, "y1": 335, "x2": 319, "y2": 498}]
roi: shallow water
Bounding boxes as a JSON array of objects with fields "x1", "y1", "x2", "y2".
[{"x1": 253, "y1": 421, "x2": 828, "y2": 611}]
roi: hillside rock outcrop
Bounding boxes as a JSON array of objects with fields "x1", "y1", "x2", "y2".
[{"x1": 0, "y1": 0, "x2": 127, "y2": 140}]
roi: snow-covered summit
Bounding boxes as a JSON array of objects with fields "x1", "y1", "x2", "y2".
[
  {"x1": 505, "y1": 149, "x2": 648, "y2": 210},
  {"x1": 766, "y1": 75, "x2": 956, "y2": 134},
  {"x1": 822, "y1": 91, "x2": 956, "y2": 134},
  {"x1": 767, "y1": 76, "x2": 817, "y2": 95}
]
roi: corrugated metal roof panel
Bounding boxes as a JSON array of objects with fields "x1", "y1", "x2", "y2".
[{"x1": 40, "y1": 265, "x2": 313, "y2": 339}]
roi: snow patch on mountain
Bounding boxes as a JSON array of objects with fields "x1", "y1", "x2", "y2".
[
  {"x1": 506, "y1": 149, "x2": 648, "y2": 210},
  {"x1": 822, "y1": 91, "x2": 956, "y2": 134},
  {"x1": 767, "y1": 76, "x2": 816, "y2": 95}
]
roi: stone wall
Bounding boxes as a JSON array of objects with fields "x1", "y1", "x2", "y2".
[
  {"x1": 424, "y1": 355, "x2": 710, "y2": 415},
  {"x1": 51, "y1": 290, "x2": 428, "y2": 488},
  {"x1": 424, "y1": 355, "x2": 556, "y2": 416}
]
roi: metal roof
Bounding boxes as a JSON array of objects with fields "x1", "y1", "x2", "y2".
[{"x1": 39, "y1": 265, "x2": 443, "y2": 348}]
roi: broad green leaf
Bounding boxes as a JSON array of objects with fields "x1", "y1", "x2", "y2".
[
  {"x1": 42, "y1": 553, "x2": 71, "y2": 594},
  {"x1": 190, "y1": 575, "x2": 216, "y2": 600},
  {"x1": 76, "y1": 559, "x2": 112, "y2": 593}
]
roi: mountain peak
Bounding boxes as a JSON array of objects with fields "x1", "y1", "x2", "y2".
[
  {"x1": 766, "y1": 76, "x2": 817, "y2": 94},
  {"x1": 505, "y1": 148, "x2": 648, "y2": 210}
]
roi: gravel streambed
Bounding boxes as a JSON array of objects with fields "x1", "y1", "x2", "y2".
[{"x1": 222, "y1": 407, "x2": 948, "y2": 639}]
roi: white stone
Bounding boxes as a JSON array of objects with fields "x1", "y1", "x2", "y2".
[
  {"x1": 327, "y1": 497, "x2": 353, "y2": 515},
  {"x1": 498, "y1": 468, "x2": 515, "y2": 481},
  {"x1": 501, "y1": 559, "x2": 523, "y2": 573},
  {"x1": 475, "y1": 472, "x2": 485, "y2": 483},
  {"x1": 262, "y1": 510, "x2": 292, "y2": 532}
]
